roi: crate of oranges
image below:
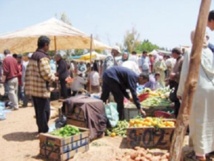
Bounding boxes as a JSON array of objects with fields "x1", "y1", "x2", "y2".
[{"x1": 126, "y1": 117, "x2": 175, "y2": 149}]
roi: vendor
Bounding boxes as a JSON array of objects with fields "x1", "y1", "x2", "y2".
[
  {"x1": 71, "y1": 71, "x2": 88, "y2": 96},
  {"x1": 101, "y1": 66, "x2": 146, "y2": 120},
  {"x1": 141, "y1": 74, "x2": 156, "y2": 90}
]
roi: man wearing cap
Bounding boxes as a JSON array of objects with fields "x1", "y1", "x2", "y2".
[
  {"x1": 101, "y1": 66, "x2": 146, "y2": 120},
  {"x1": 169, "y1": 47, "x2": 183, "y2": 117},
  {"x1": 55, "y1": 54, "x2": 69, "y2": 99},
  {"x1": 102, "y1": 46, "x2": 120, "y2": 75},
  {"x1": 25, "y1": 36, "x2": 57, "y2": 133},
  {"x1": 3, "y1": 49, "x2": 20, "y2": 110}
]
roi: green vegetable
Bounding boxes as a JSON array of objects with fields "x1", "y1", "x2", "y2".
[
  {"x1": 141, "y1": 97, "x2": 171, "y2": 107},
  {"x1": 106, "y1": 120, "x2": 129, "y2": 137},
  {"x1": 51, "y1": 125, "x2": 80, "y2": 137}
]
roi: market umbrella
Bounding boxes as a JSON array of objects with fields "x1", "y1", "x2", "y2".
[{"x1": 0, "y1": 18, "x2": 112, "y2": 53}]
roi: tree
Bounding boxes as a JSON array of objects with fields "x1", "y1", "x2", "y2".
[
  {"x1": 135, "y1": 39, "x2": 160, "y2": 53},
  {"x1": 123, "y1": 28, "x2": 140, "y2": 53}
]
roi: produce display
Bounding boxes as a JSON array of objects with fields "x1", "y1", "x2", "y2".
[
  {"x1": 129, "y1": 117, "x2": 175, "y2": 128},
  {"x1": 138, "y1": 87, "x2": 171, "y2": 107},
  {"x1": 106, "y1": 120, "x2": 129, "y2": 137},
  {"x1": 51, "y1": 125, "x2": 80, "y2": 137},
  {"x1": 140, "y1": 97, "x2": 171, "y2": 107},
  {"x1": 115, "y1": 146, "x2": 169, "y2": 161}
]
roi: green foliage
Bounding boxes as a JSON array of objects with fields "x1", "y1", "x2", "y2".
[{"x1": 135, "y1": 39, "x2": 160, "y2": 53}]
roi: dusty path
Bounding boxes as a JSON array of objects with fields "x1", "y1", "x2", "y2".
[{"x1": 0, "y1": 100, "x2": 61, "y2": 161}]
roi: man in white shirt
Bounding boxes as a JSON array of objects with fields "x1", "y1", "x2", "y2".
[
  {"x1": 139, "y1": 51, "x2": 150, "y2": 75},
  {"x1": 129, "y1": 51, "x2": 139, "y2": 65}
]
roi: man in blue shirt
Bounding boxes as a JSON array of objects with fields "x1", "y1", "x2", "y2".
[{"x1": 101, "y1": 66, "x2": 146, "y2": 120}]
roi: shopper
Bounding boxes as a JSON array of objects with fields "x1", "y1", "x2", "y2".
[
  {"x1": 55, "y1": 54, "x2": 69, "y2": 99},
  {"x1": 3, "y1": 49, "x2": 19, "y2": 110},
  {"x1": 139, "y1": 51, "x2": 150, "y2": 75},
  {"x1": 169, "y1": 47, "x2": 183, "y2": 117},
  {"x1": 25, "y1": 36, "x2": 57, "y2": 133},
  {"x1": 89, "y1": 62, "x2": 100, "y2": 93}
]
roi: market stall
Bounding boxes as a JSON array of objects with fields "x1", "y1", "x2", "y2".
[
  {"x1": 63, "y1": 95, "x2": 107, "y2": 140},
  {"x1": 124, "y1": 87, "x2": 173, "y2": 120}
]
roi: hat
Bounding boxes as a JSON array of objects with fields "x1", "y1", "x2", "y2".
[{"x1": 112, "y1": 45, "x2": 121, "y2": 53}]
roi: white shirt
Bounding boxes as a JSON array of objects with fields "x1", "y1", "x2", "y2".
[
  {"x1": 71, "y1": 76, "x2": 87, "y2": 91},
  {"x1": 140, "y1": 56, "x2": 150, "y2": 70},
  {"x1": 165, "y1": 58, "x2": 176, "y2": 69},
  {"x1": 70, "y1": 62, "x2": 75, "y2": 71},
  {"x1": 89, "y1": 71, "x2": 100, "y2": 86},
  {"x1": 121, "y1": 60, "x2": 141, "y2": 75},
  {"x1": 129, "y1": 55, "x2": 139, "y2": 65}
]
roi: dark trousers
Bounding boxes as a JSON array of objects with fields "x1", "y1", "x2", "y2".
[
  {"x1": 101, "y1": 77, "x2": 125, "y2": 120},
  {"x1": 32, "y1": 97, "x2": 50, "y2": 133},
  {"x1": 169, "y1": 80, "x2": 180, "y2": 118},
  {"x1": 60, "y1": 79, "x2": 68, "y2": 99}
]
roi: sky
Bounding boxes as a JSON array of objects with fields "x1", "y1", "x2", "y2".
[{"x1": 0, "y1": 0, "x2": 214, "y2": 49}]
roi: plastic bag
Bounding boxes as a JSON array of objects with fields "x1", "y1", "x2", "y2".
[{"x1": 105, "y1": 102, "x2": 119, "y2": 128}]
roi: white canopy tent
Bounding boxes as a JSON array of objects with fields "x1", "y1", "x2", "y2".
[{"x1": 0, "y1": 18, "x2": 112, "y2": 53}]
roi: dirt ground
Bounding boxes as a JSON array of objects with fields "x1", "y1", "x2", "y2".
[
  {"x1": 0, "y1": 84, "x2": 213, "y2": 161},
  {"x1": 0, "y1": 100, "x2": 62, "y2": 161}
]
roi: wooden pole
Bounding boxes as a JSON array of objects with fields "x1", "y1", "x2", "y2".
[
  {"x1": 89, "y1": 34, "x2": 93, "y2": 93},
  {"x1": 54, "y1": 36, "x2": 57, "y2": 54},
  {"x1": 169, "y1": 0, "x2": 211, "y2": 160}
]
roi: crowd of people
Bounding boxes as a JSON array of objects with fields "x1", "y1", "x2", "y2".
[{"x1": 2, "y1": 10, "x2": 214, "y2": 161}]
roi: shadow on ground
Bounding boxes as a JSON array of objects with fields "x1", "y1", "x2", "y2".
[{"x1": 3, "y1": 132, "x2": 38, "y2": 142}]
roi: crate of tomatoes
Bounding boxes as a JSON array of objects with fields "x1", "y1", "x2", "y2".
[{"x1": 126, "y1": 117, "x2": 175, "y2": 149}]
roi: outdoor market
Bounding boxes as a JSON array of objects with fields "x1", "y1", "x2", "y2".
[{"x1": 1, "y1": 1, "x2": 214, "y2": 161}]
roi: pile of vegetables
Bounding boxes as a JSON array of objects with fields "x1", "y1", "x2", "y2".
[
  {"x1": 129, "y1": 117, "x2": 175, "y2": 128},
  {"x1": 115, "y1": 146, "x2": 170, "y2": 161},
  {"x1": 140, "y1": 97, "x2": 171, "y2": 107},
  {"x1": 138, "y1": 87, "x2": 171, "y2": 107},
  {"x1": 106, "y1": 120, "x2": 129, "y2": 137},
  {"x1": 51, "y1": 125, "x2": 80, "y2": 137}
]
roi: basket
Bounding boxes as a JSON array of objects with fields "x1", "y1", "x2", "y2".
[{"x1": 154, "y1": 111, "x2": 172, "y2": 118}]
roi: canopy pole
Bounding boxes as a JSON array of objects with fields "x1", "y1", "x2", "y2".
[
  {"x1": 54, "y1": 36, "x2": 57, "y2": 54},
  {"x1": 89, "y1": 34, "x2": 93, "y2": 93},
  {"x1": 169, "y1": 0, "x2": 211, "y2": 160}
]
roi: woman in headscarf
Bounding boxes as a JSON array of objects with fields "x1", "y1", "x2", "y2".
[
  {"x1": 153, "y1": 55, "x2": 167, "y2": 87},
  {"x1": 177, "y1": 31, "x2": 214, "y2": 161}
]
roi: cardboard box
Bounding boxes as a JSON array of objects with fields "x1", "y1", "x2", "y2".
[
  {"x1": 126, "y1": 120, "x2": 175, "y2": 149},
  {"x1": 39, "y1": 127, "x2": 89, "y2": 161}
]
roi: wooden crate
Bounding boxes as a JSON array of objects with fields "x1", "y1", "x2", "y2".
[
  {"x1": 126, "y1": 126, "x2": 175, "y2": 149},
  {"x1": 39, "y1": 127, "x2": 89, "y2": 161},
  {"x1": 67, "y1": 118, "x2": 87, "y2": 128}
]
